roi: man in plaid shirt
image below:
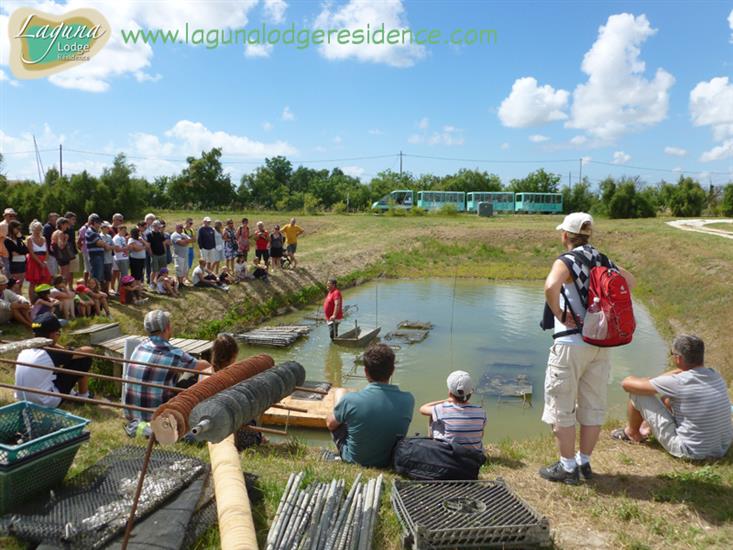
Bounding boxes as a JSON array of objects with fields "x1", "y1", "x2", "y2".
[{"x1": 124, "y1": 310, "x2": 211, "y2": 426}]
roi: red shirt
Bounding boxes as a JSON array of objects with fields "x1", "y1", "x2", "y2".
[
  {"x1": 324, "y1": 289, "x2": 343, "y2": 321},
  {"x1": 255, "y1": 230, "x2": 269, "y2": 251}
]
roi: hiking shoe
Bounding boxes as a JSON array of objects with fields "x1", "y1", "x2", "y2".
[
  {"x1": 579, "y1": 462, "x2": 593, "y2": 480},
  {"x1": 539, "y1": 461, "x2": 580, "y2": 485}
]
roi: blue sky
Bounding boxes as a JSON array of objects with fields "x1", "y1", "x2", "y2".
[{"x1": 1, "y1": 0, "x2": 732, "y2": 187}]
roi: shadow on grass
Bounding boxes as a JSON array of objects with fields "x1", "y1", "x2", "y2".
[{"x1": 591, "y1": 462, "x2": 733, "y2": 525}]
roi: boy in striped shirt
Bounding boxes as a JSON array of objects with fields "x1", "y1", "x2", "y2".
[{"x1": 419, "y1": 370, "x2": 487, "y2": 452}]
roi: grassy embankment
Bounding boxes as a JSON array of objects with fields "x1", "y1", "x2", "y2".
[{"x1": 2, "y1": 212, "x2": 733, "y2": 549}]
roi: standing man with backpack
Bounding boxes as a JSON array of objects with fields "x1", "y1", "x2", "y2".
[{"x1": 539, "y1": 212, "x2": 636, "y2": 484}]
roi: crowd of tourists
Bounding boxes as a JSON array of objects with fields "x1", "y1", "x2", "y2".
[
  {"x1": 9, "y1": 211, "x2": 733, "y2": 484},
  {"x1": 0, "y1": 207, "x2": 305, "y2": 328}
]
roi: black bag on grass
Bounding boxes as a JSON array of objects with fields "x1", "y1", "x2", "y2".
[{"x1": 392, "y1": 437, "x2": 486, "y2": 480}]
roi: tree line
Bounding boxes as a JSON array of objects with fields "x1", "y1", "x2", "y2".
[{"x1": 1, "y1": 149, "x2": 731, "y2": 222}]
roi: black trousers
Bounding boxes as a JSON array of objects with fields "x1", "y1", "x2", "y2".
[
  {"x1": 45, "y1": 349, "x2": 92, "y2": 395},
  {"x1": 328, "y1": 322, "x2": 340, "y2": 340}
]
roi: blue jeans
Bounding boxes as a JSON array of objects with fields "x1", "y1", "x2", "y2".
[
  {"x1": 188, "y1": 247, "x2": 194, "y2": 269},
  {"x1": 89, "y1": 253, "x2": 105, "y2": 283}
]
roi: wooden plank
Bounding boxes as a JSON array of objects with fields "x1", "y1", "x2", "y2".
[
  {"x1": 0, "y1": 337, "x2": 53, "y2": 355},
  {"x1": 71, "y1": 322, "x2": 120, "y2": 335},
  {"x1": 261, "y1": 387, "x2": 353, "y2": 430},
  {"x1": 186, "y1": 340, "x2": 213, "y2": 355}
]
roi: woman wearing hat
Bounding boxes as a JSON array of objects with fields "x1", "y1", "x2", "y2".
[{"x1": 26, "y1": 220, "x2": 52, "y2": 302}]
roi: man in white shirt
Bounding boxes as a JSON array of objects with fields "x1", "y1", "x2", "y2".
[
  {"x1": 170, "y1": 223, "x2": 192, "y2": 286},
  {"x1": 15, "y1": 313, "x2": 93, "y2": 407}
]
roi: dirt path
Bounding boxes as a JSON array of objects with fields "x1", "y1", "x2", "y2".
[{"x1": 666, "y1": 218, "x2": 733, "y2": 239}]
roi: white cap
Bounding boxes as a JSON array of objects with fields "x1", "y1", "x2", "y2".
[
  {"x1": 203, "y1": 216, "x2": 212, "y2": 223},
  {"x1": 447, "y1": 370, "x2": 474, "y2": 398},
  {"x1": 556, "y1": 212, "x2": 593, "y2": 235}
]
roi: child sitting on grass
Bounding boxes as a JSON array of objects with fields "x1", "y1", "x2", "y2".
[
  {"x1": 86, "y1": 278, "x2": 111, "y2": 317},
  {"x1": 119, "y1": 275, "x2": 148, "y2": 305},
  {"x1": 50, "y1": 275, "x2": 75, "y2": 320},
  {"x1": 75, "y1": 281, "x2": 98, "y2": 317},
  {"x1": 31, "y1": 284, "x2": 59, "y2": 321},
  {"x1": 156, "y1": 267, "x2": 180, "y2": 297},
  {"x1": 233, "y1": 254, "x2": 249, "y2": 282}
]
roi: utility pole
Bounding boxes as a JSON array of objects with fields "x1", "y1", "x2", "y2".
[
  {"x1": 59, "y1": 144, "x2": 63, "y2": 178},
  {"x1": 399, "y1": 150, "x2": 403, "y2": 176}
]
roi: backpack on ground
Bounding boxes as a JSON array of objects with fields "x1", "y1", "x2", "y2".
[{"x1": 392, "y1": 437, "x2": 486, "y2": 480}]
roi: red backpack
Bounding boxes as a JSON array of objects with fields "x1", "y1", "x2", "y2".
[{"x1": 581, "y1": 266, "x2": 636, "y2": 347}]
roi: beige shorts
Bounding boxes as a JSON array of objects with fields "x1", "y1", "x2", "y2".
[
  {"x1": 200, "y1": 248, "x2": 218, "y2": 264},
  {"x1": 541, "y1": 343, "x2": 611, "y2": 428},
  {"x1": 630, "y1": 394, "x2": 688, "y2": 458}
]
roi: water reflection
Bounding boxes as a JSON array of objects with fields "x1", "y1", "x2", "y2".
[{"x1": 239, "y1": 279, "x2": 668, "y2": 444}]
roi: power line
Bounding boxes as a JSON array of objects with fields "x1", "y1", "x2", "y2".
[
  {"x1": 404, "y1": 153, "x2": 579, "y2": 164},
  {"x1": 586, "y1": 159, "x2": 732, "y2": 176},
  {"x1": 1, "y1": 148, "x2": 56, "y2": 155}
]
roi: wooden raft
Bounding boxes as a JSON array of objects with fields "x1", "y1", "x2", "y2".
[{"x1": 261, "y1": 386, "x2": 353, "y2": 429}]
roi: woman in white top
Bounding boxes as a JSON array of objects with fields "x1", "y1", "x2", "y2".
[
  {"x1": 127, "y1": 227, "x2": 148, "y2": 282},
  {"x1": 113, "y1": 225, "x2": 130, "y2": 278},
  {"x1": 213, "y1": 220, "x2": 224, "y2": 274}
]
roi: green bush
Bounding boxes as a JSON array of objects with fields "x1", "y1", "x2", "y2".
[{"x1": 436, "y1": 203, "x2": 459, "y2": 216}]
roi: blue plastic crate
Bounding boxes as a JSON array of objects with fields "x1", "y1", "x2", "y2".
[{"x1": 0, "y1": 401, "x2": 90, "y2": 466}]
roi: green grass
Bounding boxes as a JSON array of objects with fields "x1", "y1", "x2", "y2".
[{"x1": 2, "y1": 212, "x2": 733, "y2": 549}]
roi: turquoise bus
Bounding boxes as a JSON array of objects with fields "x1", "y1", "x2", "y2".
[
  {"x1": 417, "y1": 191, "x2": 466, "y2": 212},
  {"x1": 466, "y1": 192, "x2": 515, "y2": 213},
  {"x1": 514, "y1": 192, "x2": 563, "y2": 213},
  {"x1": 371, "y1": 189, "x2": 415, "y2": 211}
]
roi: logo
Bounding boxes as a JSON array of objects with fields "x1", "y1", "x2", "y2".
[{"x1": 8, "y1": 7, "x2": 110, "y2": 79}]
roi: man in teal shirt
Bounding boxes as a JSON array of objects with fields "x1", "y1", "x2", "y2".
[{"x1": 327, "y1": 344, "x2": 414, "y2": 467}]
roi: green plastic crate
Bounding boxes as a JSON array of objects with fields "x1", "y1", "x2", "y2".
[
  {"x1": 0, "y1": 401, "x2": 90, "y2": 466},
  {"x1": 0, "y1": 431, "x2": 90, "y2": 513}
]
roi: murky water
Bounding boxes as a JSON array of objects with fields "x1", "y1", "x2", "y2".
[{"x1": 239, "y1": 279, "x2": 668, "y2": 445}]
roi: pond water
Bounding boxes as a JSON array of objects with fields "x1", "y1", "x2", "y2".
[{"x1": 238, "y1": 279, "x2": 668, "y2": 445}]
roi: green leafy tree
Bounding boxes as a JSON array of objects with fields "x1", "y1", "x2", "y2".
[
  {"x1": 439, "y1": 169, "x2": 502, "y2": 193},
  {"x1": 668, "y1": 176, "x2": 706, "y2": 217},
  {"x1": 172, "y1": 148, "x2": 234, "y2": 208},
  {"x1": 561, "y1": 180, "x2": 597, "y2": 213},
  {"x1": 509, "y1": 169, "x2": 561, "y2": 193},
  {"x1": 721, "y1": 184, "x2": 733, "y2": 216},
  {"x1": 608, "y1": 179, "x2": 656, "y2": 219}
]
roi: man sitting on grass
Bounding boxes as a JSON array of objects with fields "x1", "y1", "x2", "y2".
[
  {"x1": 327, "y1": 344, "x2": 414, "y2": 467},
  {"x1": 15, "y1": 312, "x2": 92, "y2": 406},
  {"x1": 617, "y1": 334, "x2": 733, "y2": 460}
]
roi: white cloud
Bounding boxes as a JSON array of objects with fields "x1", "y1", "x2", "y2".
[
  {"x1": 664, "y1": 146, "x2": 687, "y2": 157},
  {"x1": 0, "y1": 124, "x2": 69, "y2": 179},
  {"x1": 700, "y1": 139, "x2": 733, "y2": 162},
  {"x1": 313, "y1": 0, "x2": 426, "y2": 68},
  {"x1": 409, "y1": 124, "x2": 464, "y2": 146},
  {"x1": 368, "y1": 128, "x2": 383, "y2": 135},
  {"x1": 567, "y1": 13, "x2": 674, "y2": 141},
  {"x1": 729, "y1": 8, "x2": 733, "y2": 43},
  {"x1": 342, "y1": 165, "x2": 364, "y2": 178},
  {"x1": 581, "y1": 156, "x2": 592, "y2": 166},
  {"x1": 281, "y1": 106, "x2": 295, "y2": 121},
  {"x1": 529, "y1": 134, "x2": 549, "y2": 143},
  {"x1": 497, "y1": 77, "x2": 569, "y2": 128},
  {"x1": 612, "y1": 151, "x2": 631, "y2": 164},
  {"x1": 690, "y1": 77, "x2": 733, "y2": 142},
  {"x1": 672, "y1": 166, "x2": 683, "y2": 172},
  {"x1": 500, "y1": 142, "x2": 510, "y2": 150},
  {"x1": 262, "y1": 121, "x2": 273, "y2": 132},
  {"x1": 164, "y1": 120, "x2": 296, "y2": 157},
  {"x1": 245, "y1": 43, "x2": 274, "y2": 58},
  {"x1": 418, "y1": 117, "x2": 429, "y2": 130},
  {"x1": 570, "y1": 135, "x2": 588, "y2": 146},
  {"x1": 264, "y1": 0, "x2": 287, "y2": 24},
  {"x1": 1, "y1": 0, "x2": 259, "y2": 92},
  {"x1": 428, "y1": 126, "x2": 464, "y2": 146},
  {"x1": 0, "y1": 68, "x2": 19, "y2": 86},
  {"x1": 333, "y1": 136, "x2": 343, "y2": 145}
]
